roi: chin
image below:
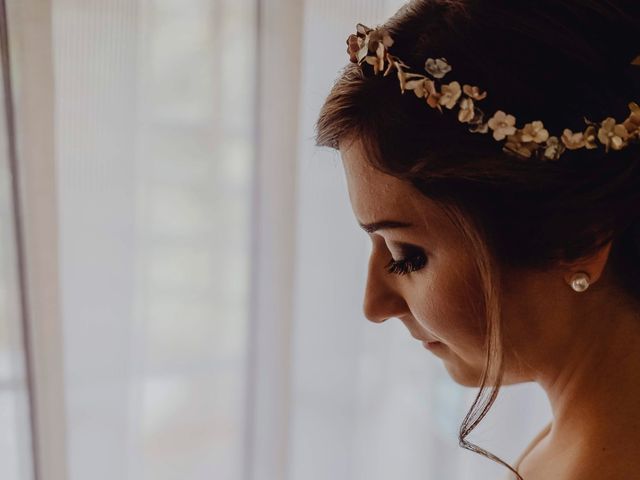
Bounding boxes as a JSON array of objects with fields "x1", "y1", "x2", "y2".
[{"x1": 443, "y1": 361, "x2": 486, "y2": 388}]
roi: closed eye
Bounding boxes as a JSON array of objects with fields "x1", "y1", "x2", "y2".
[{"x1": 385, "y1": 251, "x2": 427, "y2": 276}]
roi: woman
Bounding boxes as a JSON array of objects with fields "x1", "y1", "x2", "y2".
[{"x1": 315, "y1": 1, "x2": 640, "y2": 479}]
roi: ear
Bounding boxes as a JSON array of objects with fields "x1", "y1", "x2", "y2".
[{"x1": 562, "y1": 240, "x2": 613, "y2": 287}]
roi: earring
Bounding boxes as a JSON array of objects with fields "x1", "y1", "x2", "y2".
[{"x1": 569, "y1": 272, "x2": 591, "y2": 292}]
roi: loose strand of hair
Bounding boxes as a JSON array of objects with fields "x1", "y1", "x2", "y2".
[{"x1": 451, "y1": 209, "x2": 525, "y2": 479}]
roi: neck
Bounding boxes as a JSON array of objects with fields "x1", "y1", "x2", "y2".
[{"x1": 535, "y1": 293, "x2": 640, "y2": 446}]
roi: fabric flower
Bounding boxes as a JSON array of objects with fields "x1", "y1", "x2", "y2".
[
  {"x1": 402, "y1": 74, "x2": 427, "y2": 97},
  {"x1": 562, "y1": 125, "x2": 599, "y2": 150},
  {"x1": 520, "y1": 121, "x2": 549, "y2": 143},
  {"x1": 356, "y1": 23, "x2": 371, "y2": 36},
  {"x1": 424, "y1": 80, "x2": 442, "y2": 112},
  {"x1": 583, "y1": 125, "x2": 598, "y2": 149},
  {"x1": 349, "y1": 24, "x2": 393, "y2": 74},
  {"x1": 487, "y1": 111, "x2": 517, "y2": 141},
  {"x1": 346, "y1": 24, "x2": 372, "y2": 63},
  {"x1": 393, "y1": 59, "x2": 424, "y2": 93},
  {"x1": 467, "y1": 107, "x2": 489, "y2": 133},
  {"x1": 622, "y1": 101, "x2": 640, "y2": 139},
  {"x1": 425, "y1": 57, "x2": 452, "y2": 79},
  {"x1": 577, "y1": 122, "x2": 599, "y2": 149},
  {"x1": 394, "y1": 61, "x2": 412, "y2": 91},
  {"x1": 367, "y1": 30, "x2": 394, "y2": 74},
  {"x1": 469, "y1": 122, "x2": 489, "y2": 134},
  {"x1": 364, "y1": 45, "x2": 386, "y2": 74},
  {"x1": 374, "y1": 30, "x2": 394, "y2": 49},
  {"x1": 384, "y1": 55, "x2": 406, "y2": 77},
  {"x1": 462, "y1": 84, "x2": 487, "y2": 100},
  {"x1": 439, "y1": 81, "x2": 462, "y2": 109},
  {"x1": 503, "y1": 131, "x2": 538, "y2": 159},
  {"x1": 364, "y1": 34, "x2": 393, "y2": 75},
  {"x1": 543, "y1": 136, "x2": 565, "y2": 161},
  {"x1": 458, "y1": 97, "x2": 475, "y2": 123},
  {"x1": 597, "y1": 117, "x2": 630, "y2": 152},
  {"x1": 560, "y1": 129, "x2": 587, "y2": 150},
  {"x1": 346, "y1": 34, "x2": 361, "y2": 63}
]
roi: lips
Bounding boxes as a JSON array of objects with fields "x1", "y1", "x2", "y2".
[{"x1": 422, "y1": 340, "x2": 442, "y2": 350}]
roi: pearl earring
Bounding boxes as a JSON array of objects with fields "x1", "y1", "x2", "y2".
[{"x1": 569, "y1": 272, "x2": 591, "y2": 292}]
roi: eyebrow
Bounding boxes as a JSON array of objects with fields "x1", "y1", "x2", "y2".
[{"x1": 358, "y1": 219, "x2": 413, "y2": 233}]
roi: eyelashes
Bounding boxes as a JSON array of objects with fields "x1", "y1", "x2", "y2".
[
  {"x1": 385, "y1": 252, "x2": 427, "y2": 276},
  {"x1": 367, "y1": 235, "x2": 427, "y2": 276}
]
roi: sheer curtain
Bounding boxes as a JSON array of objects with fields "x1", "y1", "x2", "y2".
[
  {"x1": 51, "y1": 1, "x2": 256, "y2": 479},
  {"x1": 0, "y1": 7, "x2": 33, "y2": 477},
  {"x1": 8, "y1": 0, "x2": 256, "y2": 479},
  {"x1": 2, "y1": 1, "x2": 551, "y2": 480}
]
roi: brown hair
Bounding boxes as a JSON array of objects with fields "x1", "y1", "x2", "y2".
[{"x1": 315, "y1": 1, "x2": 640, "y2": 478}]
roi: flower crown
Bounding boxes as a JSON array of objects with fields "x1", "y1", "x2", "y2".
[{"x1": 346, "y1": 23, "x2": 640, "y2": 161}]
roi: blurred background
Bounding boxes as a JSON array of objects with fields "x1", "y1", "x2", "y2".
[{"x1": 0, "y1": 1, "x2": 551, "y2": 479}]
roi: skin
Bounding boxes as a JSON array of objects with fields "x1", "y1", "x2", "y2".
[{"x1": 340, "y1": 138, "x2": 640, "y2": 479}]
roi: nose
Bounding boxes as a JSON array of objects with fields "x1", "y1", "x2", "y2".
[{"x1": 362, "y1": 249, "x2": 409, "y2": 323}]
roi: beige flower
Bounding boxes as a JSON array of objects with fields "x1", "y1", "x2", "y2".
[
  {"x1": 520, "y1": 121, "x2": 549, "y2": 143},
  {"x1": 356, "y1": 23, "x2": 371, "y2": 36},
  {"x1": 346, "y1": 34, "x2": 361, "y2": 63},
  {"x1": 487, "y1": 110, "x2": 517, "y2": 141},
  {"x1": 368, "y1": 30, "x2": 394, "y2": 73},
  {"x1": 462, "y1": 84, "x2": 487, "y2": 100},
  {"x1": 623, "y1": 101, "x2": 640, "y2": 140},
  {"x1": 439, "y1": 81, "x2": 462, "y2": 109},
  {"x1": 394, "y1": 61, "x2": 411, "y2": 90},
  {"x1": 503, "y1": 131, "x2": 538, "y2": 159},
  {"x1": 376, "y1": 31, "x2": 394, "y2": 48},
  {"x1": 424, "y1": 57, "x2": 452, "y2": 79},
  {"x1": 364, "y1": 39, "x2": 389, "y2": 75},
  {"x1": 364, "y1": 52, "x2": 384, "y2": 74},
  {"x1": 575, "y1": 123, "x2": 599, "y2": 150},
  {"x1": 424, "y1": 80, "x2": 442, "y2": 112},
  {"x1": 503, "y1": 143, "x2": 533, "y2": 159},
  {"x1": 458, "y1": 97, "x2": 475, "y2": 123},
  {"x1": 403, "y1": 74, "x2": 427, "y2": 97},
  {"x1": 384, "y1": 55, "x2": 406, "y2": 77},
  {"x1": 543, "y1": 136, "x2": 565, "y2": 161},
  {"x1": 597, "y1": 117, "x2": 630, "y2": 152},
  {"x1": 469, "y1": 121, "x2": 489, "y2": 134},
  {"x1": 560, "y1": 129, "x2": 587, "y2": 150},
  {"x1": 583, "y1": 125, "x2": 598, "y2": 149},
  {"x1": 348, "y1": 24, "x2": 373, "y2": 65},
  {"x1": 468, "y1": 108, "x2": 489, "y2": 133},
  {"x1": 350, "y1": 25, "x2": 394, "y2": 74}
]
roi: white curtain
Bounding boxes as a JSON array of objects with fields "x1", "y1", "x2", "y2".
[
  {"x1": 1, "y1": 1, "x2": 552, "y2": 479},
  {"x1": 51, "y1": 1, "x2": 256, "y2": 479},
  {"x1": 0, "y1": 22, "x2": 34, "y2": 479}
]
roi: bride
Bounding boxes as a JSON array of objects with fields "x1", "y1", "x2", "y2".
[{"x1": 315, "y1": 1, "x2": 640, "y2": 478}]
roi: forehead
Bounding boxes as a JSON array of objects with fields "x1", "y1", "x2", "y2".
[{"x1": 339, "y1": 140, "x2": 435, "y2": 225}]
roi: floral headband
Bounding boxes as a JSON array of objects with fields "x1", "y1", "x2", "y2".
[{"x1": 346, "y1": 23, "x2": 640, "y2": 161}]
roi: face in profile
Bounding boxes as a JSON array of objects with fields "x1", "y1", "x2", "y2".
[{"x1": 340, "y1": 139, "x2": 490, "y2": 387}]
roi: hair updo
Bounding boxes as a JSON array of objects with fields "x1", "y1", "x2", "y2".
[{"x1": 315, "y1": 1, "x2": 640, "y2": 478}]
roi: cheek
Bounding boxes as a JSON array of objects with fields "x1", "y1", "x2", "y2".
[
  {"x1": 408, "y1": 271, "x2": 488, "y2": 388},
  {"x1": 407, "y1": 260, "x2": 487, "y2": 351}
]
